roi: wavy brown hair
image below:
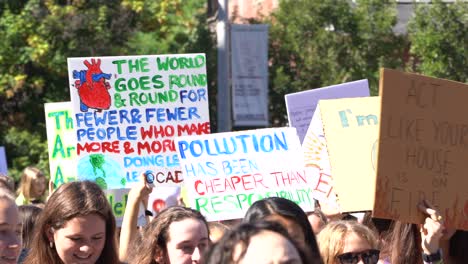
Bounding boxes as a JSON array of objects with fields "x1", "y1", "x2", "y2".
[
  {"x1": 18, "y1": 205, "x2": 42, "y2": 248},
  {"x1": 23, "y1": 181, "x2": 119, "y2": 264},
  {"x1": 129, "y1": 206, "x2": 209, "y2": 264}
]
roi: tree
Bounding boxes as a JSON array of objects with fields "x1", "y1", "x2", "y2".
[
  {"x1": 407, "y1": 0, "x2": 467, "y2": 82},
  {"x1": 266, "y1": 0, "x2": 406, "y2": 126},
  {"x1": 0, "y1": 0, "x2": 214, "y2": 181}
]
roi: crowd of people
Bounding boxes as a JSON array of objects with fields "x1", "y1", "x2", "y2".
[{"x1": 0, "y1": 166, "x2": 466, "y2": 264}]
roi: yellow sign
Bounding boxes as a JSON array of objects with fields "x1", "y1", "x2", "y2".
[{"x1": 319, "y1": 97, "x2": 380, "y2": 212}]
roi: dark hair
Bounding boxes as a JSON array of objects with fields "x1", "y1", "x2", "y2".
[
  {"x1": 307, "y1": 208, "x2": 328, "y2": 225},
  {"x1": 243, "y1": 197, "x2": 322, "y2": 263},
  {"x1": 18, "y1": 205, "x2": 43, "y2": 248},
  {"x1": 129, "y1": 206, "x2": 209, "y2": 264},
  {"x1": 0, "y1": 173, "x2": 14, "y2": 192},
  {"x1": 449, "y1": 230, "x2": 468, "y2": 264},
  {"x1": 23, "y1": 181, "x2": 119, "y2": 264},
  {"x1": 204, "y1": 221, "x2": 312, "y2": 263}
]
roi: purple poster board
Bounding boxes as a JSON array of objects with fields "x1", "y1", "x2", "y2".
[
  {"x1": 0, "y1": 147, "x2": 7, "y2": 175},
  {"x1": 285, "y1": 80, "x2": 370, "y2": 143}
]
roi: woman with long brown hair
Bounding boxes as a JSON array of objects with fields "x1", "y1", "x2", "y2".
[
  {"x1": 128, "y1": 206, "x2": 210, "y2": 264},
  {"x1": 24, "y1": 181, "x2": 119, "y2": 264}
]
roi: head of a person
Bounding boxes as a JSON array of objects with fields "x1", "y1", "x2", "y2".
[
  {"x1": 130, "y1": 206, "x2": 209, "y2": 264},
  {"x1": 17, "y1": 166, "x2": 46, "y2": 201},
  {"x1": 0, "y1": 175, "x2": 14, "y2": 193},
  {"x1": 205, "y1": 221, "x2": 310, "y2": 264},
  {"x1": 379, "y1": 221, "x2": 420, "y2": 264},
  {"x1": 318, "y1": 220, "x2": 379, "y2": 264},
  {"x1": 0, "y1": 187, "x2": 21, "y2": 264},
  {"x1": 208, "y1": 221, "x2": 230, "y2": 243},
  {"x1": 24, "y1": 181, "x2": 118, "y2": 264},
  {"x1": 18, "y1": 205, "x2": 42, "y2": 249},
  {"x1": 308, "y1": 208, "x2": 328, "y2": 235},
  {"x1": 243, "y1": 197, "x2": 322, "y2": 261}
]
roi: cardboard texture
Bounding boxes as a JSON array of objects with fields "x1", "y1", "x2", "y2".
[
  {"x1": 319, "y1": 97, "x2": 380, "y2": 212},
  {"x1": 374, "y1": 68, "x2": 468, "y2": 230}
]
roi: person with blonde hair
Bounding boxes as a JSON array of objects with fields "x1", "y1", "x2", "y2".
[
  {"x1": 16, "y1": 166, "x2": 46, "y2": 205},
  {"x1": 318, "y1": 220, "x2": 380, "y2": 264},
  {"x1": 208, "y1": 221, "x2": 231, "y2": 242}
]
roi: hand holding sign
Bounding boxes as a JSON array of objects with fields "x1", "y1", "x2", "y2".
[
  {"x1": 119, "y1": 172, "x2": 152, "y2": 261},
  {"x1": 144, "y1": 170, "x2": 155, "y2": 188},
  {"x1": 418, "y1": 200, "x2": 444, "y2": 255},
  {"x1": 128, "y1": 172, "x2": 153, "y2": 205}
]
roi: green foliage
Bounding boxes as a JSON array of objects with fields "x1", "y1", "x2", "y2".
[
  {"x1": 407, "y1": 0, "x2": 468, "y2": 82},
  {"x1": 0, "y1": 0, "x2": 214, "y2": 180},
  {"x1": 3, "y1": 0, "x2": 464, "y2": 182},
  {"x1": 124, "y1": 0, "x2": 207, "y2": 54},
  {"x1": 267, "y1": 0, "x2": 406, "y2": 125},
  {"x1": 2, "y1": 127, "x2": 48, "y2": 182}
]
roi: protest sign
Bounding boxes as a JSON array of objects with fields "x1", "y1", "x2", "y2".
[
  {"x1": 0, "y1": 147, "x2": 7, "y2": 175},
  {"x1": 319, "y1": 97, "x2": 380, "y2": 212},
  {"x1": 147, "y1": 186, "x2": 180, "y2": 216},
  {"x1": 105, "y1": 188, "x2": 146, "y2": 226},
  {"x1": 45, "y1": 102, "x2": 77, "y2": 188},
  {"x1": 176, "y1": 127, "x2": 329, "y2": 221},
  {"x1": 374, "y1": 68, "x2": 468, "y2": 230},
  {"x1": 285, "y1": 79, "x2": 370, "y2": 143},
  {"x1": 302, "y1": 108, "x2": 338, "y2": 211},
  {"x1": 45, "y1": 102, "x2": 148, "y2": 224},
  {"x1": 68, "y1": 54, "x2": 210, "y2": 189}
]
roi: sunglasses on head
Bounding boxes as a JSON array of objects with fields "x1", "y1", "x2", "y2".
[{"x1": 336, "y1": 249, "x2": 380, "y2": 264}]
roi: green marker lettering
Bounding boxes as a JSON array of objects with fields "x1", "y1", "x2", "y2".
[{"x1": 52, "y1": 135, "x2": 65, "y2": 158}]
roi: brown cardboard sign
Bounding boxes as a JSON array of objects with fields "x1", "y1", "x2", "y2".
[{"x1": 374, "y1": 68, "x2": 468, "y2": 230}]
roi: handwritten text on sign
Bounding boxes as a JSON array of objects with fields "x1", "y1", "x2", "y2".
[
  {"x1": 374, "y1": 69, "x2": 468, "y2": 230},
  {"x1": 319, "y1": 97, "x2": 380, "y2": 212},
  {"x1": 176, "y1": 127, "x2": 329, "y2": 221},
  {"x1": 45, "y1": 102, "x2": 78, "y2": 188},
  {"x1": 68, "y1": 54, "x2": 210, "y2": 188}
]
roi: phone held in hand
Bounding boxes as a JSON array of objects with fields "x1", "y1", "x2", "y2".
[{"x1": 145, "y1": 170, "x2": 155, "y2": 188}]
